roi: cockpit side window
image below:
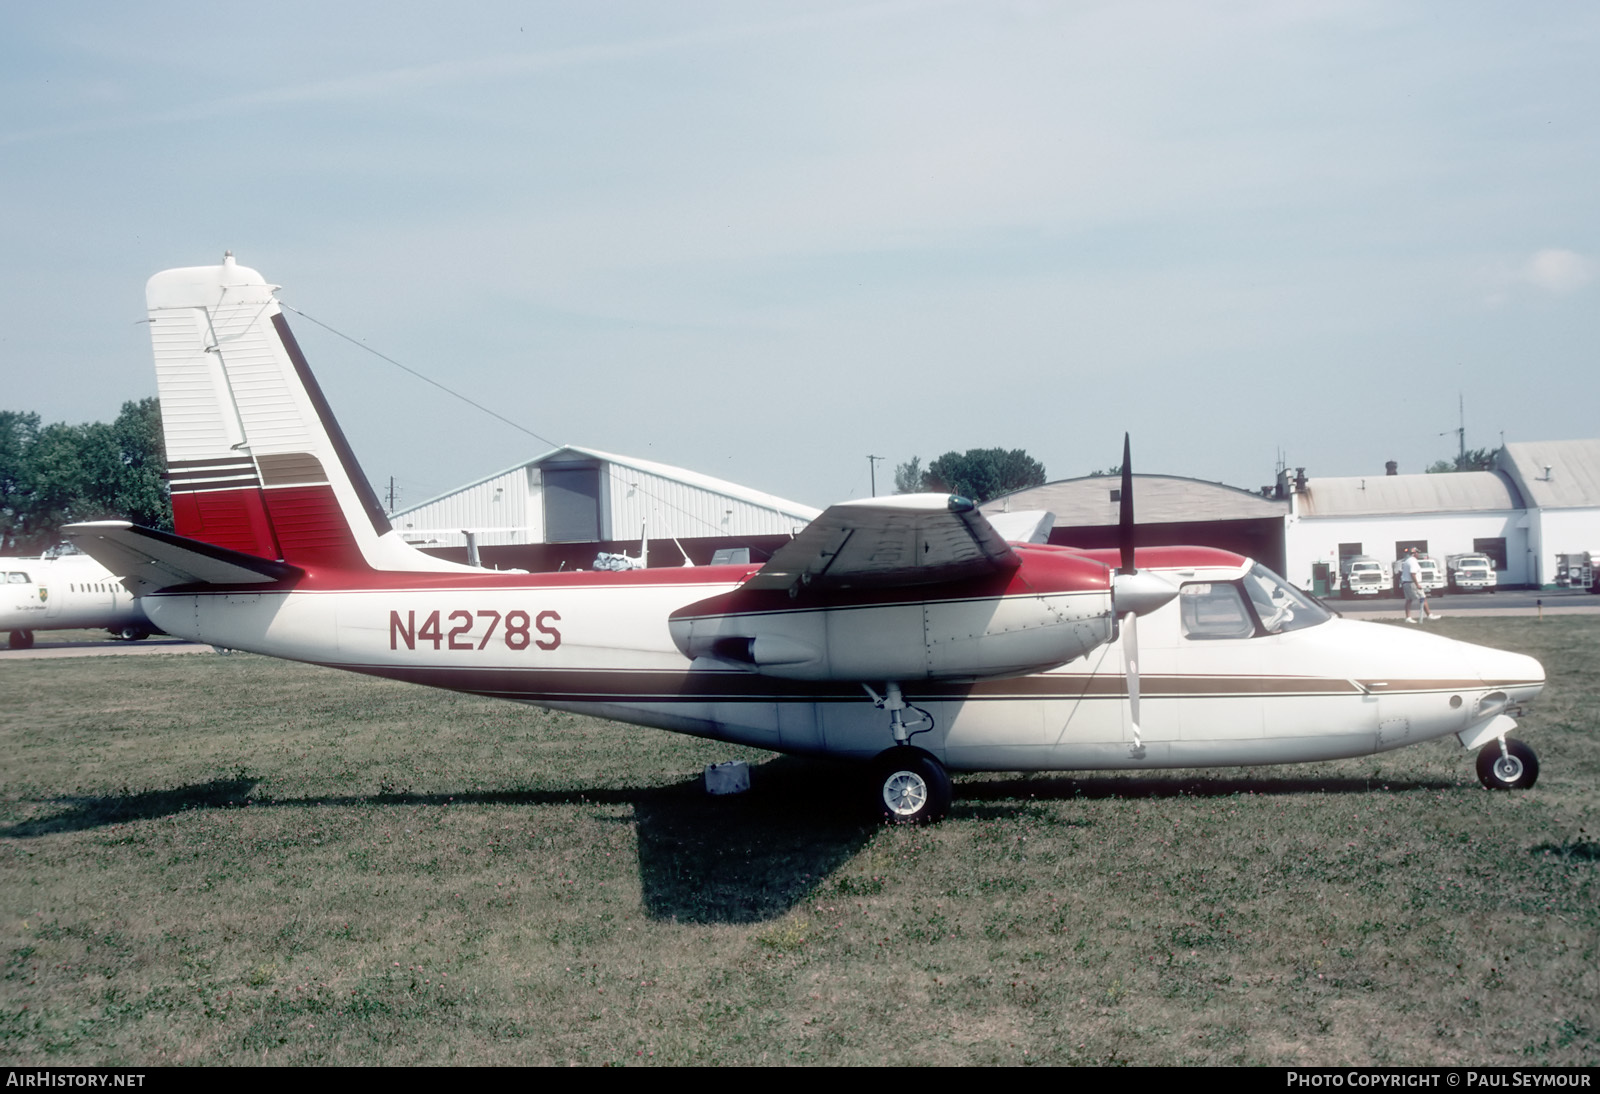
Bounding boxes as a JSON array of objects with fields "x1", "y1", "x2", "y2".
[
  {"x1": 1180, "y1": 567, "x2": 1332, "y2": 641},
  {"x1": 1179, "y1": 583, "x2": 1256, "y2": 640},
  {"x1": 7, "y1": 572, "x2": 30, "y2": 584},
  {"x1": 1240, "y1": 564, "x2": 1332, "y2": 634}
]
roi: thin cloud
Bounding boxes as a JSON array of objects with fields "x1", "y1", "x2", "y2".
[
  {"x1": 0, "y1": 0, "x2": 946, "y2": 147},
  {"x1": 1518, "y1": 248, "x2": 1594, "y2": 294}
]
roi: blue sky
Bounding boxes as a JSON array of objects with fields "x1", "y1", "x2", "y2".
[{"x1": 3, "y1": 1, "x2": 1596, "y2": 510}]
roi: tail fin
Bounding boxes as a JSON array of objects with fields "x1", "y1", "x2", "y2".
[{"x1": 148, "y1": 254, "x2": 472, "y2": 573}]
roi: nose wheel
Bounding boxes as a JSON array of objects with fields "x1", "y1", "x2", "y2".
[
  {"x1": 1476, "y1": 737, "x2": 1539, "y2": 790},
  {"x1": 871, "y1": 748, "x2": 951, "y2": 825}
]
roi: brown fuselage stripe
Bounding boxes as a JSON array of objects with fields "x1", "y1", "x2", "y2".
[{"x1": 325, "y1": 664, "x2": 1534, "y2": 705}]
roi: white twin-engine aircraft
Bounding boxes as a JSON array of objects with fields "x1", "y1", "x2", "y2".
[
  {"x1": 67, "y1": 256, "x2": 1546, "y2": 823},
  {"x1": 2, "y1": 553, "x2": 154, "y2": 649}
]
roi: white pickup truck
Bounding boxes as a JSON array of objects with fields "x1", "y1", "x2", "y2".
[
  {"x1": 1446, "y1": 553, "x2": 1497, "y2": 592},
  {"x1": 1340, "y1": 556, "x2": 1390, "y2": 597}
]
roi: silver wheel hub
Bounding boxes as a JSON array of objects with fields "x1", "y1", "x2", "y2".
[
  {"x1": 1494, "y1": 755, "x2": 1524, "y2": 783},
  {"x1": 882, "y1": 770, "x2": 928, "y2": 816}
]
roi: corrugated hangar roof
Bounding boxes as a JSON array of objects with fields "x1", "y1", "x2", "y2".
[
  {"x1": 982, "y1": 475, "x2": 1286, "y2": 526},
  {"x1": 1298, "y1": 471, "x2": 1522, "y2": 517},
  {"x1": 1498, "y1": 439, "x2": 1600, "y2": 510}
]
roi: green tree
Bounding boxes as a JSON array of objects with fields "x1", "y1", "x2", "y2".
[
  {"x1": 1426, "y1": 447, "x2": 1498, "y2": 474},
  {"x1": 0, "y1": 399, "x2": 170, "y2": 553},
  {"x1": 916, "y1": 448, "x2": 1047, "y2": 503},
  {"x1": 892, "y1": 456, "x2": 923, "y2": 495},
  {"x1": 110, "y1": 398, "x2": 171, "y2": 530},
  {"x1": 0, "y1": 411, "x2": 41, "y2": 552}
]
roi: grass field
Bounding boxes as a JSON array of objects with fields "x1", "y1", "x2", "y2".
[{"x1": 1, "y1": 618, "x2": 1596, "y2": 1066}]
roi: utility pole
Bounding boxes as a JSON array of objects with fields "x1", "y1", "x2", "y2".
[
  {"x1": 1438, "y1": 394, "x2": 1467, "y2": 469},
  {"x1": 1456, "y1": 393, "x2": 1465, "y2": 469},
  {"x1": 867, "y1": 455, "x2": 884, "y2": 497}
]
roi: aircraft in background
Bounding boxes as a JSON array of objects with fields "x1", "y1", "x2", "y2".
[
  {"x1": 1, "y1": 553, "x2": 154, "y2": 649},
  {"x1": 66, "y1": 256, "x2": 1545, "y2": 821}
]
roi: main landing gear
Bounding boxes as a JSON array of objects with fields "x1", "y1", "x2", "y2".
[
  {"x1": 8, "y1": 629, "x2": 34, "y2": 650},
  {"x1": 1476, "y1": 737, "x2": 1539, "y2": 791},
  {"x1": 862, "y1": 682, "x2": 950, "y2": 824},
  {"x1": 871, "y1": 748, "x2": 952, "y2": 825}
]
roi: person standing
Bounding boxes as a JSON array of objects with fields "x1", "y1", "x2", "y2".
[{"x1": 1400, "y1": 547, "x2": 1440, "y2": 623}]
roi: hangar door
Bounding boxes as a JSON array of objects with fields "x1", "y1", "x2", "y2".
[{"x1": 542, "y1": 464, "x2": 604, "y2": 542}]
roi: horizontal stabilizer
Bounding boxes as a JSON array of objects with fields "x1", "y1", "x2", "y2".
[
  {"x1": 744, "y1": 494, "x2": 1020, "y2": 592},
  {"x1": 63, "y1": 521, "x2": 302, "y2": 595}
]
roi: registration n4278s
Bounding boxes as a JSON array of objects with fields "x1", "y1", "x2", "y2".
[{"x1": 388, "y1": 609, "x2": 561, "y2": 652}]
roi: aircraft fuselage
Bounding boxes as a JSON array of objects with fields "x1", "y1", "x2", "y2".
[{"x1": 138, "y1": 552, "x2": 1542, "y2": 773}]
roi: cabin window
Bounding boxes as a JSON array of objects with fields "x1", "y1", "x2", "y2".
[
  {"x1": 1179, "y1": 583, "x2": 1256, "y2": 640},
  {"x1": 6, "y1": 572, "x2": 28, "y2": 584}
]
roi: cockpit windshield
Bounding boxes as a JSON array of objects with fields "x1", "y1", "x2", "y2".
[{"x1": 1239, "y1": 564, "x2": 1332, "y2": 634}]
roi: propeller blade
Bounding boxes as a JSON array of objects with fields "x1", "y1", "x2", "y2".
[
  {"x1": 1119, "y1": 433, "x2": 1135, "y2": 574},
  {"x1": 1123, "y1": 610, "x2": 1145, "y2": 758}
]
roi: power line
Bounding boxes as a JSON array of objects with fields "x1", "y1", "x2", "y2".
[
  {"x1": 279, "y1": 302, "x2": 805, "y2": 541},
  {"x1": 280, "y1": 303, "x2": 562, "y2": 450}
]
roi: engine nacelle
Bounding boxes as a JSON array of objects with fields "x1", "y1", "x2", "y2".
[{"x1": 669, "y1": 550, "x2": 1115, "y2": 682}]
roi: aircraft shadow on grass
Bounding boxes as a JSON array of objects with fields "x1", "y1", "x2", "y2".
[
  {"x1": 0, "y1": 777, "x2": 261, "y2": 839},
  {"x1": 0, "y1": 759, "x2": 1465, "y2": 924}
]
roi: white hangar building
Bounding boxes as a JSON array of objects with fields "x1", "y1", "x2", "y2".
[
  {"x1": 985, "y1": 439, "x2": 1600, "y2": 594},
  {"x1": 1282, "y1": 469, "x2": 1530, "y2": 591},
  {"x1": 1496, "y1": 439, "x2": 1600, "y2": 586},
  {"x1": 1283, "y1": 439, "x2": 1600, "y2": 591},
  {"x1": 390, "y1": 445, "x2": 819, "y2": 554}
]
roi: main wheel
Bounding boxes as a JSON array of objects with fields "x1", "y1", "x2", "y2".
[
  {"x1": 871, "y1": 748, "x2": 952, "y2": 825},
  {"x1": 115, "y1": 625, "x2": 150, "y2": 641},
  {"x1": 8, "y1": 629, "x2": 33, "y2": 650},
  {"x1": 1476, "y1": 738, "x2": 1539, "y2": 790}
]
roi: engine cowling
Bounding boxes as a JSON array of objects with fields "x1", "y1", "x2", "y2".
[{"x1": 668, "y1": 549, "x2": 1115, "y2": 682}]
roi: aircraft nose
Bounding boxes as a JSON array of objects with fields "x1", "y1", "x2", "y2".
[{"x1": 1465, "y1": 642, "x2": 1544, "y2": 690}]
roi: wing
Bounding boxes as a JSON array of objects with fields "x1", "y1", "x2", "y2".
[
  {"x1": 63, "y1": 521, "x2": 301, "y2": 595},
  {"x1": 742, "y1": 494, "x2": 1020, "y2": 592}
]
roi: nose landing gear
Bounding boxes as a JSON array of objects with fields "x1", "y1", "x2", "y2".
[{"x1": 1476, "y1": 737, "x2": 1539, "y2": 790}]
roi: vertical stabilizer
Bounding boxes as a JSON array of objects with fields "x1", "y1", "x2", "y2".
[{"x1": 148, "y1": 255, "x2": 476, "y2": 573}]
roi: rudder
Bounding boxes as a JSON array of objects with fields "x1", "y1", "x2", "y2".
[{"x1": 148, "y1": 254, "x2": 472, "y2": 573}]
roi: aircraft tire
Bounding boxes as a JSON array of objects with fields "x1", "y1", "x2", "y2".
[
  {"x1": 1476, "y1": 738, "x2": 1539, "y2": 791},
  {"x1": 116, "y1": 626, "x2": 150, "y2": 641},
  {"x1": 872, "y1": 748, "x2": 951, "y2": 825},
  {"x1": 8, "y1": 630, "x2": 33, "y2": 650}
]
